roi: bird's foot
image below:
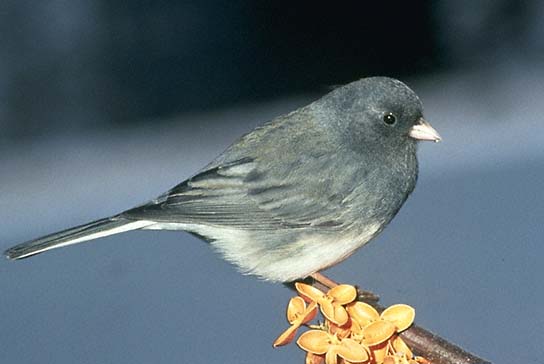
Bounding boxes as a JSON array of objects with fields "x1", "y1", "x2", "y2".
[
  {"x1": 309, "y1": 272, "x2": 380, "y2": 304},
  {"x1": 309, "y1": 272, "x2": 339, "y2": 289}
]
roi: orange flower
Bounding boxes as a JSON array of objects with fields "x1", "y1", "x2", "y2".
[
  {"x1": 347, "y1": 302, "x2": 415, "y2": 334},
  {"x1": 390, "y1": 334, "x2": 413, "y2": 359},
  {"x1": 305, "y1": 352, "x2": 325, "y2": 364},
  {"x1": 327, "y1": 321, "x2": 353, "y2": 339},
  {"x1": 273, "y1": 296, "x2": 318, "y2": 347},
  {"x1": 346, "y1": 302, "x2": 415, "y2": 360},
  {"x1": 297, "y1": 330, "x2": 369, "y2": 364},
  {"x1": 295, "y1": 283, "x2": 357, "y2": 325},
  {"x1": 272, "y1": 282, "x2": 426, "y2": 364}
]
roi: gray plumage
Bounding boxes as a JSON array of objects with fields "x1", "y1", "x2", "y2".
[{"x1": 4, "y1": 77, "x2": 440, "y2": 282}]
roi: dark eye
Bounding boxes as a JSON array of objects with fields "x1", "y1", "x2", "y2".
[{"x1": 383, "y1": 113, "x2": 397, "y2": 125}]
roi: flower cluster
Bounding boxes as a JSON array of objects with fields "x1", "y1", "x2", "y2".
[{"x1": 274, "y1": 283, "x2": 429, "y2": 364}]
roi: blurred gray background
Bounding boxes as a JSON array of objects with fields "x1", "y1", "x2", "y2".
[{"x1": 1, "y1": 1, "x2": 543, "y2": 363}]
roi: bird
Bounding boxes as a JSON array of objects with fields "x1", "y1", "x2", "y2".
[{"x1": 4, "y1": 77, "x2": 440, "y2": 284}]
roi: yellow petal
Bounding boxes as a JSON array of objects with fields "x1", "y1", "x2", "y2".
[
  {"x1": 368, "y1": 340, "x2": 388, "y2": 363},
  {"x1": 380, "y1": 304, "x2": 415, "y2": 332},
  {"x1": 296, "y1": 282, "x2": 326, "y2": 302},
  {"x1": 362, "y1": 320, "x2": 396, "y2": 346},
  {"x1": 336, "y1": 338, "x2": 369, "y2": 363},
  {"x1": 391, "y1": 335, "x2": 413, "y2": 358},
  {"x1": 348, "y1": 319, "x2": 364, "y2": 337},
  {"x1": 287, "y1": 296, "x2": 307, "y2": 323},
  {"x1": 414, "y1": 356, "x2": 431, "y2": 364},
  {"x1": 320, "y1": 299, "x2": 336, "y2": 323},
  {"x1": 306, "y1": 352, "x2": 325, "y2": 364},
  {"x1": 297, "y1": 330, "x2": 331, "y2": 354},
  {"x1": 327, "y1": 321, "x2": 352, "y2": 339},
  {"x1": 332, "y1": 304, "x2": 350, "y2": 326},
  {"x1": 346, "y1": 302, "x2": 380, "y2": 327},
  {"x1": 325, "y1": 349, "x2": 338, "y2": 364},
  {"x1": 273, "y1": 324, "x2": 299, "y2": 347},
  {"x1": 301, "y1": 301, "x2": 319, "y2": 324},
  {"x1": 383, "y1": 355, "x2": 400, "y2": 364},
  {"x1": 328, "y1": 285, "x2": 357, "y2": 305}
]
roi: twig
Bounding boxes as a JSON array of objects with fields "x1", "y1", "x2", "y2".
[
  {"x1": 287, "y1": 278, "x2": 492, "y2": 364},
  {"x1": 401, "y1": 324, "x2": 489, "y2": 364}
]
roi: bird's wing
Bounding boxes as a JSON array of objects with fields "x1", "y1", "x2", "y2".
[{"x1": 122, "y1": 157, "x2": 351, "y2": 230}]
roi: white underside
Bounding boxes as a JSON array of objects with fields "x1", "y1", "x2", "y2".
[{"x1": 145, "y1": 221, "x2": 381, "y2": 282}]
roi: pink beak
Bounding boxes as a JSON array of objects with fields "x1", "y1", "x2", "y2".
[{"x1": 409, "y1": 118, "x2": 441, "y2": 142}]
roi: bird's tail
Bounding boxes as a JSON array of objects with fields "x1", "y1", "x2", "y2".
[{"x1": 4, "y1": 217, "x2": 154, "y2": 260}]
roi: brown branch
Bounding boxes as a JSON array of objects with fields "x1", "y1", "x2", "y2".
[
  {"x1": 401, "y1": 324, "x2": 489, "y2": 364},
  {"x1": 288, "y1": 278, "x2": 492, "y2": 364}
]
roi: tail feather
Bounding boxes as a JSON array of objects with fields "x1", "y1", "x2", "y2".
[{"x1": 4, "y1": 217, "x2": 154, "y2": 260}]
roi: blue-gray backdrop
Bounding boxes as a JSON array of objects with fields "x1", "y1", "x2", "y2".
[{"x1": 1, "y1": 2, "x2": 543, "y2": 363}]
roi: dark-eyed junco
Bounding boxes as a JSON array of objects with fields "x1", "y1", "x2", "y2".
[{"x1": 5, "y1": 77, "x2": 440, "y2": 282}]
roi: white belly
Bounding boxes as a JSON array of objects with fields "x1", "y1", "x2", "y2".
[{"x1": 145, "y1": 222, "x2": 381, "y2": 282}]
